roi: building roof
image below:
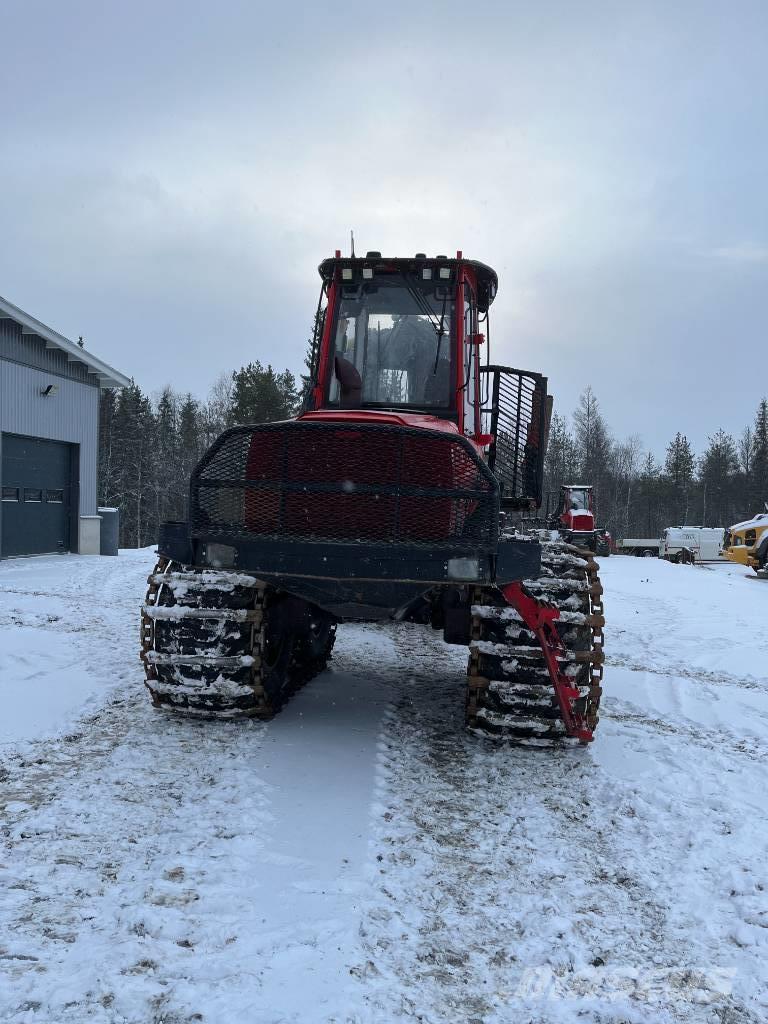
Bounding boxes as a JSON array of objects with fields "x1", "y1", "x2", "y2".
[{"x1": 0, "y1": 293, "x2": 130, "y2": 389}]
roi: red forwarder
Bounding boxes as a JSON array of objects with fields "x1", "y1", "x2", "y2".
[
  {"x1": 141, "y1": 251, "x2": 605, "y2": 743},
  {"x1": 549, "y1": 484, "x2": 604, "y2": 552}
]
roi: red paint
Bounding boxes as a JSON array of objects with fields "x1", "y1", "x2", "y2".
[
  {"x1": 456, "y1": 262, "x2": 482, "y2": 439},
  {"x1": 242, "y1": 421, "x2": 487, "y2": 544},
  {"x1": 298, "y1": 409, "x2": 486, "y2": 460},
  {"x1": 455, "y1": 265, "x2": 466, "y2": 435},
  {"x1": 299, "y1": 408, "x2": 461, "y2": 434},
  {"x1": 306, "y1": 253, "x2": 491, "y2": 455},
  {"x1": 501, "y1": 581, "x2": 594, "y2": 743},
  {"x1": 567, "y1": 513, "x2": 594, "y2": 531},
  {"x1": 312, "y1": 276, "x2": 337, "y2": 409}
]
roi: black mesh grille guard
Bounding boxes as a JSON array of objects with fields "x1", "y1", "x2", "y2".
[
  {"x1": 190, "y1": 420, "x2": 501, "y2": 553},
  {"x1": 479, "y1": 365, "x2": 547, "y2": 509}
]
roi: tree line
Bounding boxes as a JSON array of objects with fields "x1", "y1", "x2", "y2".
[
  {"x1": 99, "y1": 359, "x2": 768, "y2": 548},
  {"x1": 98, "y1": 363, "x2": 298, "y2": 547},
  {"x1": 544, "y1": 386, "x2": 768, "y2": 540}
]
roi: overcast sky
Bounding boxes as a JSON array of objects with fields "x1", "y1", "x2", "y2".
[{"x1": 1, "y1": 0, "x2": 766, "y2": 457}]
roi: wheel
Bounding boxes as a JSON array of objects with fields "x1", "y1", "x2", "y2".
[
  {"x1": 259, "y1": 593, "x2": 304, "y2": 704},
  {"x1": 299, "y1": 609, "x2": 336, "y2": 661}
]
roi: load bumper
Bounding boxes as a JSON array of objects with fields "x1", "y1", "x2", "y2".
[{"x1": 157, "y1": 522, "x2": 540, "y2": 619}]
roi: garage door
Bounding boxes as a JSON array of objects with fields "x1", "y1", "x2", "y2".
[{"x1": 1, "y1": 435, "x2": 74, "y2": 557}]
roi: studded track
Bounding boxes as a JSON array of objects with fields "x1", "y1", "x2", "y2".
[
  {"x1": 466, "y1": 539, "x2": 604, "y2": 743},
  {"x1": 140, "y1": 559, "x2": 336, "y2": 717}
]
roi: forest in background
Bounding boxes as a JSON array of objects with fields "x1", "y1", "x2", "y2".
[
  {"x1": 543, "y1": 387, "x2": 768, "y2": 541},
  {"x1": 99, "y1": 359, "x2": 768, "y2": 547},
  {"x1": 98, "y1": 363, "x2": 298, "y2": 547}
]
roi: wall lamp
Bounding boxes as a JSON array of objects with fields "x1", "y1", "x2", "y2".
[{"x1": 40, "y1": 384, "x2": 59, "y2": 397}]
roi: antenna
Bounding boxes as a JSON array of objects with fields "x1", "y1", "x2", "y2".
[{"x1": 350, "y1": 230, "x2": 355, "y2": 257}]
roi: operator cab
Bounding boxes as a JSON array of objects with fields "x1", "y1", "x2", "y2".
[
  {"x1": 563, "y1": 486, "x2": 592, "y2": 513},
  {"x1": 306, "y1": 252, "x2": 498, "y2": 439}
]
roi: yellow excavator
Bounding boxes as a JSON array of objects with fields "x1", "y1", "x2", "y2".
[{"x1": 723, "y1": 507, "x2": 768, "y2": 574}]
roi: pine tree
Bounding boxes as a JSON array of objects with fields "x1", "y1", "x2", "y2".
[
  {"x1": 229, "y1": 362, "x2": 298, "y2": 425},
  {"x1": 751, "y1": 398, "x2": 768, "y2": 509},
  {"x1": 98, "y1": 388, "x2": 118, "y2": 509},
  {"x1": 543, "y1": 412, "x2": 577, "y2": 515},
  {"x1": 153, "y1": 387, "x2": 179, "y2": 526},
  {"x1": 177, "y1": 394, "x2": 203, "y2": 520},
  {"x1": 664, "y1": 432, "x2": 695, "y2": 524},
  {"x1": 637, "y1": 451, "x2": 664, "y2": 537},
  {"x1": 111, "y1": 381, "x2": 156, "y2": 546},
  {"x1": 300, "y1": 309, "x2": 326, "y2": 406},
  {"x1": 698, "y1": 429, "x2": 738, "y2": 527}
]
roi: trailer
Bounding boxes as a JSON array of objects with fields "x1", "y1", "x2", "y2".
[{"x1": 617, "y1": 538, "x2": 659, "y2": 557}]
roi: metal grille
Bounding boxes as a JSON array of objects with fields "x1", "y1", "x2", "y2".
[
  {"x1": 480, "y1": 365, "x2": 547, "y2": 509},
  {"x1": 190, "y1": 420, "x2": 500, "y2": 551}
]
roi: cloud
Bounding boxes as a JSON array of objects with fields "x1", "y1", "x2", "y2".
[{"x1": 1, "y1": 0, "x2": 768, "y2": 455}]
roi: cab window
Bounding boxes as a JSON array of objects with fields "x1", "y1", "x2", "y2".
[{"x1": 328, "y1": 276, "x2": 455, "y2": 409}]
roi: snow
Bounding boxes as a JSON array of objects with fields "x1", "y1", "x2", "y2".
[
  {"x1": 0, "y1": 553, "x2": 144, "y2": 746},
  {"x1": 729, "y1": 512, "x2": 768, "y2": 532},
  {"x1": 2, "y1": 550, "x2": 768, "y2": 1021}
]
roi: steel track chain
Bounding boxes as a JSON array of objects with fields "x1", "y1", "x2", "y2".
[
  {"x1": 466, "y1": 539, "x2": 605, "y2": 742},
  {"x1": 140, "y1": 558, "x2": 334, "y2": 718}
]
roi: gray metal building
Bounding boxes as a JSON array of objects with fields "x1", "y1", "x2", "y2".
[{"x1": 0, "y1": 295, "x2": 129, "y2": 558}]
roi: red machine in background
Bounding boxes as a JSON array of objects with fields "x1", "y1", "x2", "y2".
[{"x1": 549, "y1": 484, "x2": 608, "y2": 553}]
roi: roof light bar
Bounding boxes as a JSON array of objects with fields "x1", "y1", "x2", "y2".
[
  {"x1": 422, "y1": 267, "x2": 433, "y2": 280},
  {"x1": 362, "y1": 267, "x2": 373, "y2": 279},
  {"x1": 342, "y1": 267, "x2": 353, "y2": 281}
]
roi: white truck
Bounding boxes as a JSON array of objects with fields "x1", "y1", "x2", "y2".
[{"x1": 659, "y1": 527, "x2": 724, "y2": 562}]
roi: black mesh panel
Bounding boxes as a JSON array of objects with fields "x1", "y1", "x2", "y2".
[{"x1": 190, "y1": 421, "x2": 499, "y2": 552}]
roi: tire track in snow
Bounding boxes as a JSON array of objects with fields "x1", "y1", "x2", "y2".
[
  {"x1": 1, "y1": 554, "x2": 397, "y2": 1024},
  {"x1": 605, "y1": 655, "x2": 767, "y2": 694},
  {"x1": 3, "y1": 554, "x2": 767, "y2": 1023},
  {"x1": 353, "y1": 623, "x2": 764, "y2": 1024},
  {"x1": 1, "y1": 690, "x2": 275, "y2": 1023},
  {"x1": 601, "y1": 702, "x2": 767, "y2": 761}
]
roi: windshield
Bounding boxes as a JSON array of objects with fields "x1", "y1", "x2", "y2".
[
  {"x1": 328, "y1": 276, "x2": 455, "y2": 409},
  {"x1": 568, "y1": 489, "x2": 590, "y2": 510}
]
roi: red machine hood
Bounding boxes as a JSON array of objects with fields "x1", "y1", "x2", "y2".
[
  {"x1": 565, "y1": 512, "x2": 595, "y2": 531},
  {"x1": 298, "y1": 409, "x2": 462, "y2": 436}
]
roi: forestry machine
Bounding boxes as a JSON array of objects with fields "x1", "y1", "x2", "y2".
[
  {"x1": 141, "y1": 251, "x2": 605, "y2": 743},
  {"x1": 548, "y1": 484, "x2": 602, "y2": 552}
]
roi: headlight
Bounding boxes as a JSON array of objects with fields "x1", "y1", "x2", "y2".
[
  {"x1": 447, "y1": 557, "x2": 480, "y2": 580},
  {"x1": 205, "y1": 542, "x2": 236, "y2": 568}
]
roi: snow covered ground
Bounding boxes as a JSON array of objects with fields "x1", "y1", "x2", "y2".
[{"x1": 1, "y1": 550, "x2": 767, "y2": 1023}]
